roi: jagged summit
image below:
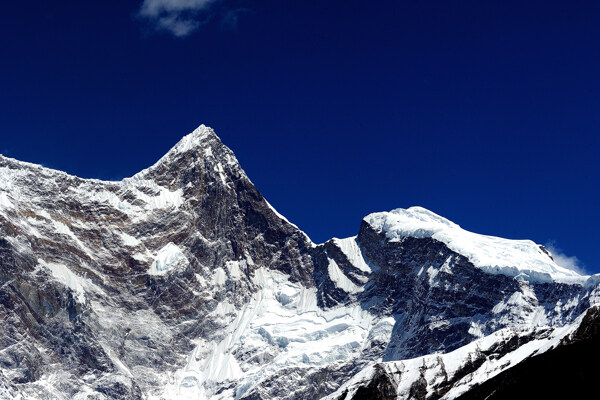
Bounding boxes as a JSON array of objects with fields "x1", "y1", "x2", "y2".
[
  {"x1": 136, "y1": 125, "x2": 219, "y2": 166},
  {"x1": 365, "y1": 206, "x2": 587, "y2": 284},
  {"x1": 179, "y1": 124, "x2": 221, "y2": 149},
  {"x1": 130, "y1": 124, "x2": 243, "y2": 181}
]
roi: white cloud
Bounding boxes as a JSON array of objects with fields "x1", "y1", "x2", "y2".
[
  {"x1": 138, "y1": 0, "x2": 218, "y2": 37},
  {"x1": 545, "y1": 242, "x2": 587, "y2": 275}
]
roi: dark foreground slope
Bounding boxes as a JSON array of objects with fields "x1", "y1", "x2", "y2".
[
  {"x1": 339, "y1": 306, "x2": 600, "y2": 400},
  {"x1": 456, "y1": 306, "x2": 600, "y2": 400}
]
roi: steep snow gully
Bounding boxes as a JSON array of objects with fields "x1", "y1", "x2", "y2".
[{"x1": 0, "y1": 125, "x2": 597, "y2": 400}]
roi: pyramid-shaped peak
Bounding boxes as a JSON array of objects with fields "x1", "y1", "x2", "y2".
[
  {"x1": 129, "y1": 124, "x2": 243, "y2": 182},
  {"x1": 169, "y1": 124, "x2": 221, "y2": 154}
]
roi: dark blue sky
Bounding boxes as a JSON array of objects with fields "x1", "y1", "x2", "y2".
[{"x1": 1, "y1": 1, "x2": 598, "y2": 273}]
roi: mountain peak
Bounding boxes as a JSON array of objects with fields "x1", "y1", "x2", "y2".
[
  {"x1": 170, "y1": 124, "x2": 219, "y2": 154},
  {"x1": 130, "y1": 124, "x2": 240, "y2": 182},
  {"x1": 156, "y1": 124, "x2": 223, "y2": 163},
  {"x1": 364, "y1": 206, "x2": 587, "y2": 284}
]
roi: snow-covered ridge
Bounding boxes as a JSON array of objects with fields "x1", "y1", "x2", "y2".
[
  {"x1": 0, "y1": 125, "x2": 237, "y2": 220},
  {"x1": 0, "y1": 124, "x2": 227, "y2": 184},
  {"x1": 364, "y1": 206, "x2": 587, "y2": 284},
  {"x1": 0, "y1": 154, "x2": 110, "y2": 184}
]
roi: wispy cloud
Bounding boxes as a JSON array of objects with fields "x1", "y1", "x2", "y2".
[
  {"x1": 137, "y1": 0, "x2": 219, "y2": 37},
  {"x1": 545, "y1": 242, "x2": 587, "y2": 275}
]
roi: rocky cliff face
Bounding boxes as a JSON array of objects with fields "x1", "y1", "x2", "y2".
[{"x1": 0, "y1": 125, "x2": 597, "y2": 399}]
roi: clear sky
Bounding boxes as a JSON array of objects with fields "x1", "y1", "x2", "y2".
[{"x1": 0, "y1": 1, "x2": 598, "y2": 273}]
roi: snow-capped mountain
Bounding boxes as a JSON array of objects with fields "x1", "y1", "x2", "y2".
[{"x1": 0, "y1": 125, "x2": 597, "y2": 399}]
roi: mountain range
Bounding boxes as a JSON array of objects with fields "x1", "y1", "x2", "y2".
[{"x1": 0, "y1": 125, "x2": 597, "y2": 399}]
